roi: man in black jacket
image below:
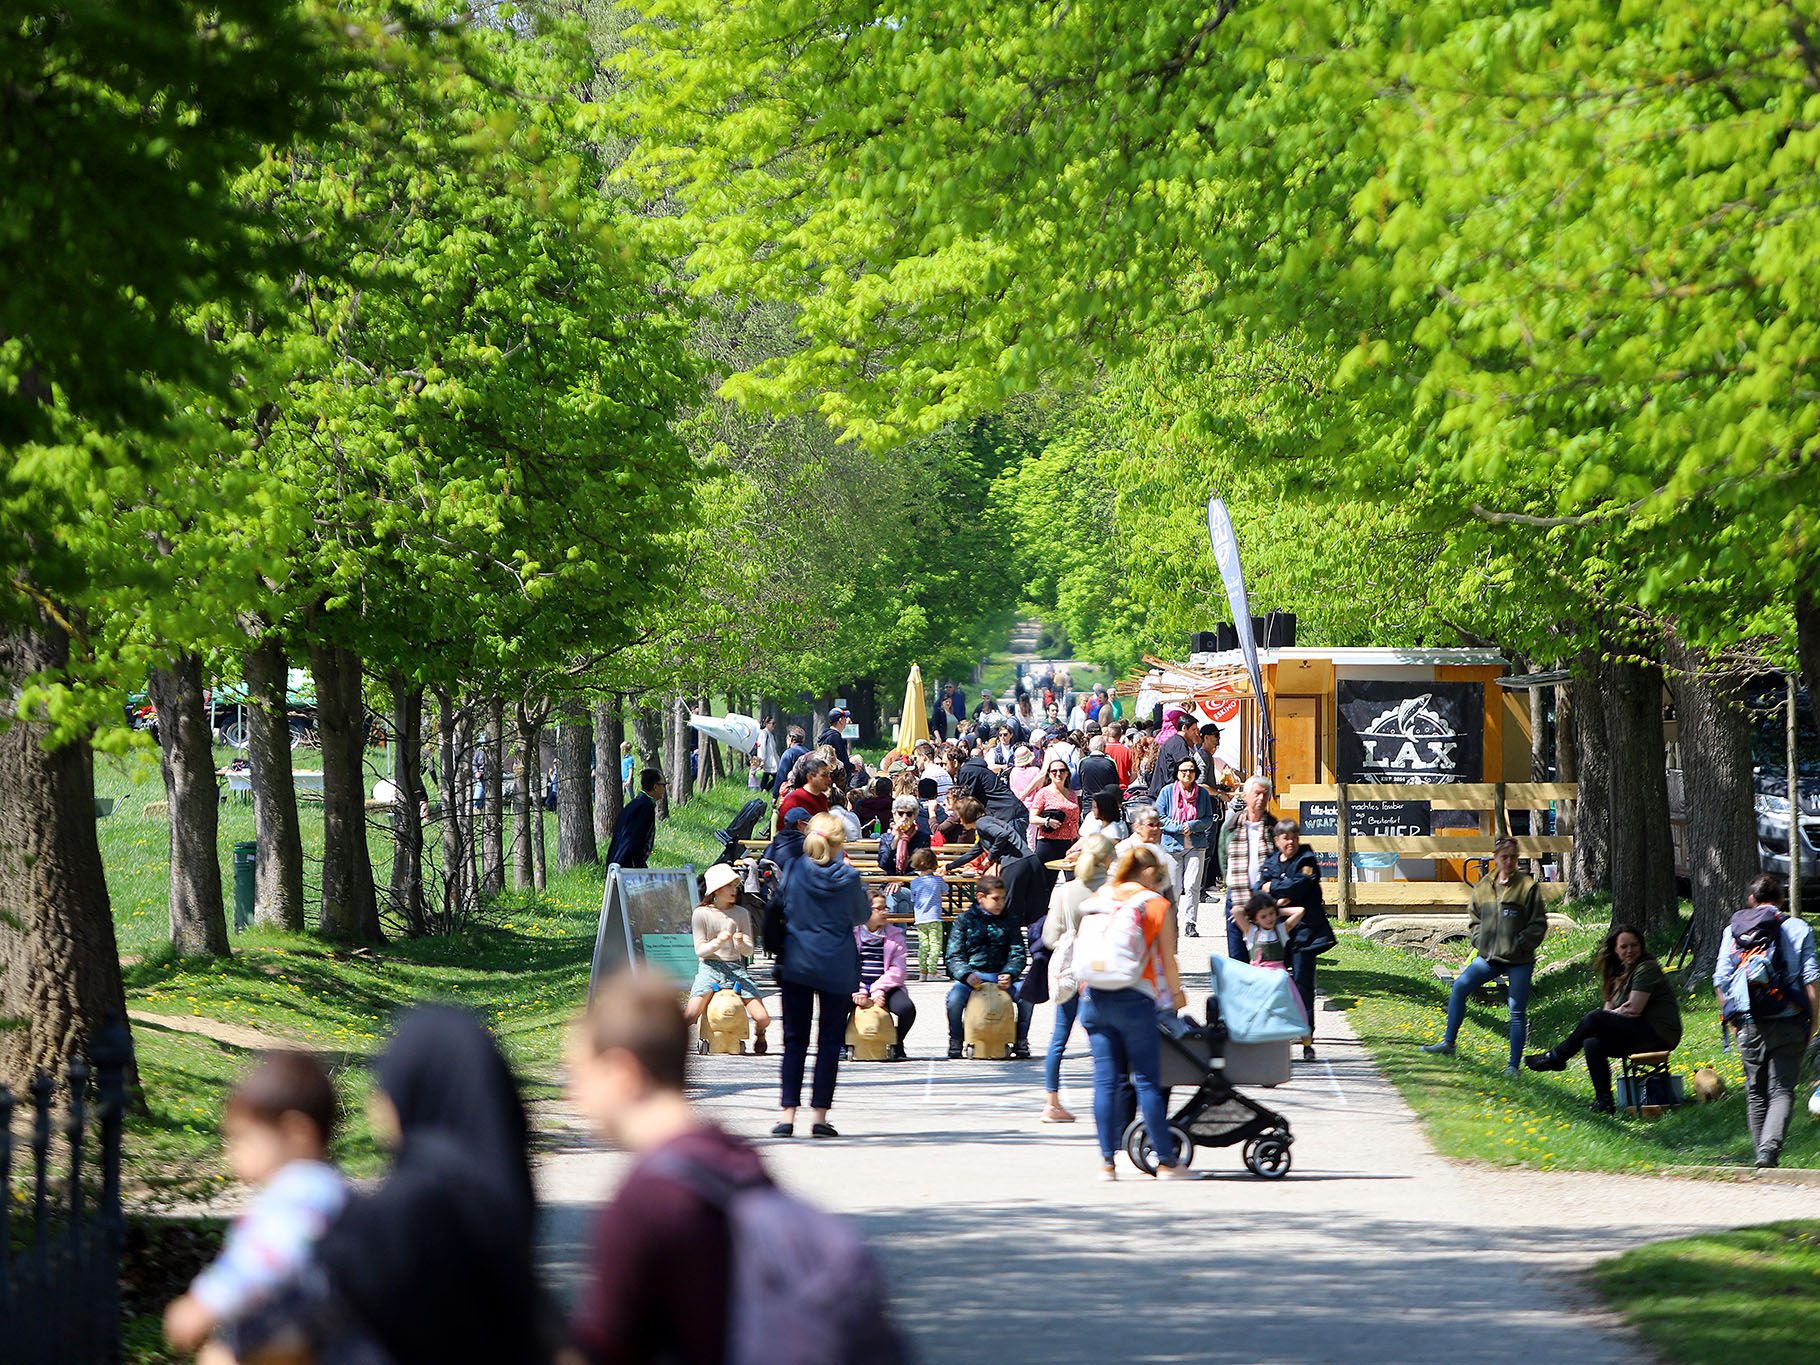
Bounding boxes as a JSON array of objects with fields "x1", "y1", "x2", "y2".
[
  {"x1": 772, "y1": 726, "x2": 810, "y2": 803},
  {"x1": 607, "y1": 769, "x2": 666, "y2": 868},
  {"x1": 953, "y1": 751, "x2": 1031, "y2": 829},
  {"x1": 816, "y1": 707, "x2": 853, "y2": 783}
]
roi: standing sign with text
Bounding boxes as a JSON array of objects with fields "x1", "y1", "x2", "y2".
[
  {"x1": 590, "y1": 864, "x2": 700, "y2": 999},
  {"x1": 1336, "y1": 682, "x2": 1483, "y2": 785},
  {"x1": 1298, "y1": 800, "x2": 1432, "y2": 877}
]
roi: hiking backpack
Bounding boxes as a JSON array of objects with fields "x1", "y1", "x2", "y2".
[
  {"x1": 1071, "y1": 889, "x2": 1155, "y2": 991},
  {"x1": 1728, "y1": 907, "x2": 1809, "y2": 1022},
  {"x1": 652, "y1": 1154, "x2": 908, "y2": 1365}
]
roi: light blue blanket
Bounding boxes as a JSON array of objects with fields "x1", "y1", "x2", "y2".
[{"x1": 1208, "y1": 954, "x2": 1310, "y2": 1043}]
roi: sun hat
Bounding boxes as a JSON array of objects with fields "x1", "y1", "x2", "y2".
[{"x1": 702, "y1": 863, "x2": 741, "y2": 898}]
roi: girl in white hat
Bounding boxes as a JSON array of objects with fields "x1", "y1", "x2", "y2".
[{"x1": 684, "y1": 862, "x2": 770, "y2": 1052}]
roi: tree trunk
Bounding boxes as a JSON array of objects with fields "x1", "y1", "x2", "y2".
[
  {"x1": 633, "y1": 700, "x2": 664, "y2": 818},
  {"x1": 665, "y1": 693, "x2": 692, "y2": 806},
  {"x1": 1799, "y1": 586, "x2": 1820, "y2": 736},
  {"x1": 481, "y1": 696, "x2": 504, "y2": 897},
  {"x1": 594, "y1": 695, "x2": 624, "y2": 850},
  {"x1": 696, "y1": 693, "x2": 726, "y2": 787},
  {"x1": 556, "y1": 699, "x2": 598, "y2": 869},
  {"x1": 1568, "y1": 666, "x2": 1609, "y2": 898},
  {"x1": 387, "y1": 674, "x2": 428, "y2": 936},
  {"x1": 434, "y1": 689, "x2": 475, "y2": 928},
  {"x1": 243, "y1": 633, "x2": 304, "y2": 931},
  {"x1": 148, "y1": 653, "x2": 230, "y2": 956},
  {"x1": 1664, "y1": 635, "x2": 1760, "y2": 975},
  {"x1": 1600, "y1": 657, "x2": 1677, "y2": 938},
  {"x1": 524, "y1": 703, "x2": 550, "y2": 891},
  {"x1": 311, "y1": 642, "x2": 379, "y2": 941},
  {"x1": 1554, "y1": 681, "x2": 1577, "y2": 837},
  {"x1": 513, "y1": 702, "x2": 536, "y2": 889},
  {"x1": 852, "y1": 679, "x2": 879, "y2": 747},
  {"x1": 0, "y1": 620, "x2": 135, "y2": 1095}
]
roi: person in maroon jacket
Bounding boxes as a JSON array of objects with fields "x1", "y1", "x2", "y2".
[{"x1": 566, "y1": 971, "x2": 769, "y2": 1364}]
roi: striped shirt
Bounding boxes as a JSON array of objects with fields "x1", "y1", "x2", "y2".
[{"x1": 857, "y1": 929, "x2": 889, "y2": 989}]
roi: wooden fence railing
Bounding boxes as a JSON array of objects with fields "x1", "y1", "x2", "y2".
[{"x1": 1281, "y1": 782, "x2": 1578, "y2": 920}]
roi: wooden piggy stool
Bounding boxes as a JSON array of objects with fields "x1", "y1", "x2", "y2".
[
  {"x1": 963, "y1": 983, "x2": 1016, "y2": 1059},
  {"x1": 697, "y1": 989, "x2": 750, "y2": 1055},
  {"x1": 845, "y1": 1001, "x2": 897, "y2": 1061}
]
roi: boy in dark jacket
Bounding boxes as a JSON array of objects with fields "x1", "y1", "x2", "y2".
[{"x1": 944, "y1": 876, "x2": 1033, "y2": 1059}]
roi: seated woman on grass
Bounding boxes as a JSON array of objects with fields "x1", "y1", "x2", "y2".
[{"x1": 1524, "y1": 923, "x2": 1683, "y2": 1113}]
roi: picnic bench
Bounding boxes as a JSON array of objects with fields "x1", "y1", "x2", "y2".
[{"x1": 735, "y1": 838, "x2": 982, "y2": 917}]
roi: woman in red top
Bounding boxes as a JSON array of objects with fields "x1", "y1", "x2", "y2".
[
  {"x1": 1027, "y1": 758, "x2": 1080, "y2": 900},
  {"x1": 1080, "y1": 845, "x2": 1191, "y2": 1181}
]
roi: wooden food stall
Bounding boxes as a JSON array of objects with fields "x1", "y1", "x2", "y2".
[{"x1": 1122, "y1": 646, "x2": 1575, "y2": 916}]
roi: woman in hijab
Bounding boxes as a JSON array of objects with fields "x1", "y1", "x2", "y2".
[{"x1": 303, "y1": 1006, "x2": 543, "y2": 1363}]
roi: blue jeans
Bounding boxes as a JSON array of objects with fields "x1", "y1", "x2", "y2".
[
  {"x1": 1079, "y1": 988, "x2": 1178, "y2": 1166},
  {"x1": 1443, "y1": 957, "x2": 1533, "y2": 1068},
  {"x1": 946, "y1": 980, "x2": 1033, "y2": 1046},
  {"x1": 1043, "y1": 994, "x2": 1081, "y2": 1092}
]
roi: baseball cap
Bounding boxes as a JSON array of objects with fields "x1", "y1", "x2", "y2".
[{"x1": 783, "y1": 806, "x2": 813, "y2": 826}]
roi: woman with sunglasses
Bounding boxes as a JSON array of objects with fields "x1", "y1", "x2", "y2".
[
  {"x1": 1026, "y1": 755, "x2": 1081, "y2": 900},
  {"x1": 1158, "y1": 756, "x2": 1218, "y2": 939}
]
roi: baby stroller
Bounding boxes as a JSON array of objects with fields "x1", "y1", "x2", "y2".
[
  {"x1": 1121, "y1": 957, "x2": 1303, "y2": 1179},
  {"x1": 712, "y1": 798, "x2": 769, "y2": 866}
]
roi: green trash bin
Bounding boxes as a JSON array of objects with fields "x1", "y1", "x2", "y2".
[{"x1": 232, "y1": 841, "x2": 258, "y2": 932}]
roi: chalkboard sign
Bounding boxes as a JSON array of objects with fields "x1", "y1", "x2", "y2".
[
  {"x1": 1298, "y1": 800, "x2": 1432, "y2": 840},
  {"x1": 590, "y1": 864, "x2": 700, "y2": 998}
]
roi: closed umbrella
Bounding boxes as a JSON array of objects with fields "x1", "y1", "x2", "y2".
[{"x1": 892, "y1": 665, "x2": 932, "y2": 758}]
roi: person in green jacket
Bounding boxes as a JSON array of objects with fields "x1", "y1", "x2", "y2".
[
  {"x1": 1422, "y1": 837, "x2": 1548, "y2": 1074},
  {"x1": 944, "y1": 876, "x2": 1032, "y2": 1059}
]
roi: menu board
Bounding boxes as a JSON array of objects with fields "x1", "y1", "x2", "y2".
[{"x1": 590, "y1": 864, "x2": 700, "y2": 997}]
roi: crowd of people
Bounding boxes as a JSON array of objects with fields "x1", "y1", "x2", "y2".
[
  {"x1": 730, "y1": 674, "x2": 1344, "y2": 1176},
  {"x1": 163, "y1": 667, "x2": 1819, "y2": 1362}
]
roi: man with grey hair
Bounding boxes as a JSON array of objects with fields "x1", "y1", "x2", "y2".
[
  {"x1": 1076, "y1": 733, "x2": 1121, "y2": 808},
  {"x1": 1117, "y1": 804, "x2": 1180, "y2": 906},
  {"x1": 1217, "y1": 777, "x2": 1277, "y2": 962}
]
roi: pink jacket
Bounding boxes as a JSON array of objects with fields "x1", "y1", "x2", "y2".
[{"x1": 853, "y1": 927, "x2": 908, "y2": 993}]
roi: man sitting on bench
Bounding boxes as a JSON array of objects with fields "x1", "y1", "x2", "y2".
[
  {"x1": 1526, "y1": 923, "x2": 1682, "y2": 1113},
  {"x1": 944, "y1": 875, "x2": 1033, "y2": 1060}
]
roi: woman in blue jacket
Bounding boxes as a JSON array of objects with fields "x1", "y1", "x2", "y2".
[
  {"x1": 1158, "y1": 756, "x2": 1218, "y2": 939},
  {"x1": 1254, "y1": 819, "x2": 1335, "y2": 1063},
  {"x1": 774, "y1": 812, "x2": 871, "y2": 1138}
]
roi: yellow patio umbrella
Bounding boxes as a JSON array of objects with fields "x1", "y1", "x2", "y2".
[{"x1": 892, "y1": 664, "x2": 932, "y2": 758}]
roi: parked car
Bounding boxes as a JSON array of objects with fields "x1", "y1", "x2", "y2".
[{"x1": 1749, "y1": 684, "x2": 1819, "y2": 886}]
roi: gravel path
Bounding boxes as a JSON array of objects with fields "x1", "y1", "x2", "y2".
[{"x1": 535, "y1": 934, "x2": 1820, "y2": 1362}]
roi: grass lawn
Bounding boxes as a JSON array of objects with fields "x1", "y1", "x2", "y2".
[
  {"x1": 98, "y1": 744, "x2": 753, "y2": 1203},
  {"x1": 1321, "y1": 919, "x2": 1819, "y2": 1173},
  {"x1": 1592, "y1": 1221, "x2": 1820, "y2": 1364}
]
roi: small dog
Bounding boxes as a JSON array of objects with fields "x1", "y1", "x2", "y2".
[{"x1": 1691, "y1": 1067, "x2": 1725, "y2": 1104}]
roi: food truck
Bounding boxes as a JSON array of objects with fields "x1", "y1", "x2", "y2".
[{"x1": 1121, "y1": 645, "x2": 1570, "y2": 915}]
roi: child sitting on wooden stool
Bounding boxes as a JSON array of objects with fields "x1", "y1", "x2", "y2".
[
  {"x1": 945, "y1": 875, "x2": 1033, "y2": 1059},
  {"x1": 852, "y1": 897, "x2": 915, "y2": 1060},
  {"x1": 685, "y1": 863, "x2": 770, "y2": 1053}
]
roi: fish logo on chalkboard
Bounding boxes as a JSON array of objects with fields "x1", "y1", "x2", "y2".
[{"x1": 1356, "y1": 693, "x2": 1460, "y2": 784}]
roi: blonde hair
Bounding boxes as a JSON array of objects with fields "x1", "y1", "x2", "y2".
[
  {"x1": 1072, "y1": 832, "x2": 1118, "y2": 886},
  {"x1": 1107, "y1": 843, "x2": 1166, "y2": 888},
  {"x1": 802, "y1": 811, "x2": 848, "y2": 865}
]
